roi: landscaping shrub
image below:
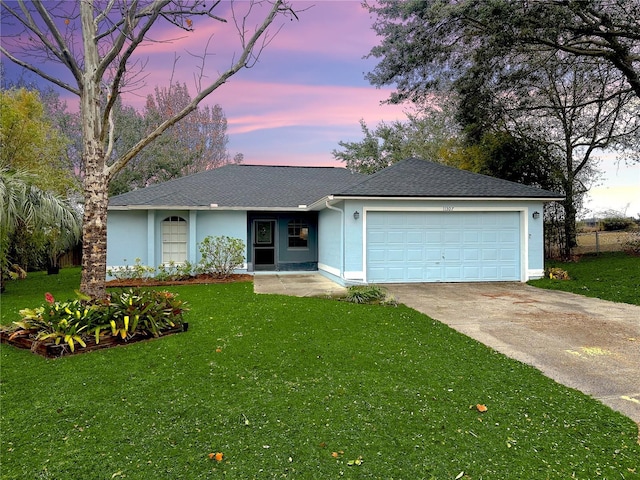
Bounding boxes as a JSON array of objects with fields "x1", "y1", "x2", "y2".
[
  {"x1": 198, "y1": 235, "x2": 245, "y2": 279},
  {"x1": 155, "y1": 260, "x2": 195, "y2": 281},
  {"x1": 107, "y1": 257, "x2": 155, "y2": 281},
  {"x1": 344, "y1": 284, "x2": 396, "y2": 305},
  {"x1": 545, "y1": 267, "x2": 570, "y2": 280},
  {"x1": 1, "y1": 289, "x2": 188, "y2": 352}
]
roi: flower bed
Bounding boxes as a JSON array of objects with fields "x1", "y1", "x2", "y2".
[
  {"x1": 0, "y1": 323, "x2": 188, "y2": 358},
  {"x1": 0, "y1": 289, "x2": 188, "y2": 358}
]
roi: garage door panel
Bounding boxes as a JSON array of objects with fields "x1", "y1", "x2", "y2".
[
  {"x1": 387, "y1": 249, "x2": 404, "y2": 261},
  {"x1": 406, "y1": 231, "x2": 423, "y2": 243},
  {"x1": 500, "y1": 248, "x2": 517, "y2": 260},
  {"x1": 406, "y1": 248, "x2": 424, "y2": 261},
  {"x1": 443, "y1": 248, "x2": 461, "y2": 261},
  {"x1": 463, "y1": 249, "x2": 479, "y2": 261},
  {"x1": 387, "y1": 231, "x2": 405, "y2": 244},
  {"x1": 367, "y1": 211, "x2": 520, "y2": 283},
  {"x1": 482, "y1": 249, "x2": 498, "y2": 261}
]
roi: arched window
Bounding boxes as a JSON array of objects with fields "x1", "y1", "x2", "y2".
[
  {"x1": 288, "y1": 219, "x2": 308, "y2": 248},
  {"x1": 162, "y1": 216, "x2": 187, "y2": 263}
]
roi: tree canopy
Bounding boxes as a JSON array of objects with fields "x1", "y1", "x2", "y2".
[
  {"x1": 0, "y1": 88, "x2": 79, "y2": 195},
  {"x1": 366, "y1": 0, "x2": 640, "y2": 103},
  {"x1": 1, "y1": 0, "x2": 295, "y2": 298},
  {"x1": 109, "y1": 83, "x2": 239, "y2": 196},
  {"x1": 361, "y1": 0, "x2": 640, "y2": 256}
]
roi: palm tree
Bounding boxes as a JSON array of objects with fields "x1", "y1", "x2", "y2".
[{"x1": 0, "y1": 166, "x2": 81, "y2": 291}]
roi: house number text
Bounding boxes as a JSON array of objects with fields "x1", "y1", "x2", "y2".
[{"x1": 442, "y1": 206, "x2": 454, "y2": 212}]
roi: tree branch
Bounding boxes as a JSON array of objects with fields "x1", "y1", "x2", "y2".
[{"x1": 106, "y1": 0, "x2": 291, "y2": 178}]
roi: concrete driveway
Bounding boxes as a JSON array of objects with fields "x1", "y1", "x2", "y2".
[{"x1": 385, "y1": 282, "x2": 640, "y2": 425}]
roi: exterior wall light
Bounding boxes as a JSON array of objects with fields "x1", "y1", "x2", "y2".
[
  {"x1": 532, "y1": 211, "x2": 540, "y2": 219},
  {"x1": 353, "y1": 211, "x2": 360, "y2": 220}
]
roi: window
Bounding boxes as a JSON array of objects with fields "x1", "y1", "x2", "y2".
[
  {"x1": 162, "y1": 216, "x2": 187, "y2": 263},
  {"x1": 288, "y1": 219, "x2": 308, "y2": 248}
]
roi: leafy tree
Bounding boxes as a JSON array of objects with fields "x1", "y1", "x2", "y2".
[
  {"x1": 332, "y1": 105, "x2": 459, "y2": 174},
  {"x1": 0, "y1": 167, "x2": 80, "y2": 291},
  {"x1": 366, "y1": 1, "x2": 640, "y2": 103},
  {"x1": 0, "y1": 88, "x2": 78, "y2": 195},
  {"x1": 109, "y1": 83, "x2": 239, "y2": 195},
  {"x1": 1, "y1": 0, "x2": 296, "y2": 298},
  {"x1": 364, "y1": 0, "x2": 640, "y2": 256},
  {"x1": 1, "y1": 88, "x2": 81, "y2": 270}
]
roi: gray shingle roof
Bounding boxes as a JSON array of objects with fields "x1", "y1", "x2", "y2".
[
  {"x1": 109, "y1": 158, "x2": 563, "y2": 210},
  {"x1": 336, "y1": 158, "x2": 563, "y2": 199},
  {"x1": 109, "y1": 164, "x2": 366, "y2": 208}
]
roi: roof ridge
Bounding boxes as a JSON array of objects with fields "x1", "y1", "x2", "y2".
[{"x1": 238, "y1": 164, "x2": 346, "y2": 170}]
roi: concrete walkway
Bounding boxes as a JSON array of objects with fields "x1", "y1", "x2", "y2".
[
  {"x1": 254, "y1": 274, "x2": 640, "y2": 425},
  {"x1": 254, "y1": 273, "x2": 347, "y2": 298},
  {"x1": 386, "y1": 282, "x2": 640, "y2": 425}
]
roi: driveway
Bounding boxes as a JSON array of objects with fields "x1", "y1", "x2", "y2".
[{"x1": 385, "y1": 282, "x2": 640, "y2": 425}]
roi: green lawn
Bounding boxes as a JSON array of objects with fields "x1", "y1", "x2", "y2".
[
  {"x1": 1, "y1": 269, "x2": 639, "y2": 479},
  {"x1": 528, "y1": 252, "x2": 640, "y2": 305}
]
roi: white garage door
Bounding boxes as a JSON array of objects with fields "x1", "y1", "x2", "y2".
[{"x1": 366, "y1": 211, "x2": 521, "y2": 283}]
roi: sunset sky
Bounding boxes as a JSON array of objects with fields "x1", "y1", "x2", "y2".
[{"x1": 1, "y1": 1, "x2": 638, "y2": 217}]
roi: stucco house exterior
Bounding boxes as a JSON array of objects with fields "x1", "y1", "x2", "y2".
[{"x1": 107, "y1": 158, "x2": 563, "y2": 284}]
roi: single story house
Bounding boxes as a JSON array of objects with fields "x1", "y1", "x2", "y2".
[{"x1": 107, "y1": 158, "x2": 563, "y2": 284}]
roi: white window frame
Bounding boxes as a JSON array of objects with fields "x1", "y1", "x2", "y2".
[{"x1": 162, "y1": 216, "x2": 187, "y2": 264}]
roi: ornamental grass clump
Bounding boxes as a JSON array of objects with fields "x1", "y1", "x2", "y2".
[
  {"x1": 344, "y1": 285, "x2": 396, "y2": 305},
  {"x1": 2, "y1": 289, "x2": 188, "y2": 353}
]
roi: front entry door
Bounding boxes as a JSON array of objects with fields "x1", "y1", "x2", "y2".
[{"x1": 253, "y1": 220, "x2": 276, "y2": 270}]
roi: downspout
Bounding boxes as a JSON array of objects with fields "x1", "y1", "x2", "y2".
[{"x1": 325, "y1": 197, "x2": 344, "y2": 279}]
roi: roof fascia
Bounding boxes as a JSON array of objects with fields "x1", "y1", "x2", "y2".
[
  {"x1": 108, "y1": 205, "x2": 313, "y2": 211},
  {"x1": 313, "y1": 195, "x2": 564, "y2": 206}
]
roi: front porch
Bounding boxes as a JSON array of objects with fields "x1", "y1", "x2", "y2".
[{"x1": 246, "y1": 211, "x2": 319, "y2": 272}]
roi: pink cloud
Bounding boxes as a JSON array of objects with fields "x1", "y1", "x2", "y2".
[{"x1": 218, "y1": 80, "x2": 406, "y2": 135}]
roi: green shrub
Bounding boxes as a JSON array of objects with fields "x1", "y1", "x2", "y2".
[
  {"x1": 600, "y1": 216, "x2": 634, "y2": 231},
  {"x1": 344, "y1": 285, "x2": 396, "y2": 305},
  {"x1": 198, "y1": 235, "x2": 245, "y2": 278},
  {"x1": 155, "y1": 260, "x2": 195, "y2": 281},
  {"x1": 107, "y1": 257, "x2": 155, "y2": 281},
  {"x1": 545, "y1": 267, "x2": 570, "y2": 280},
  {"x1": 2, "y1": 289, "x2": 188, "y2": 352}
]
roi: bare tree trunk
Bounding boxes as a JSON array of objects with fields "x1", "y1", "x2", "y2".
[
  {"x1": 80, "y1": 159, "x2": 109, "y2": 298},
  {"x1": 562, "y1": 197, "x2": 578, "y2": 259}
]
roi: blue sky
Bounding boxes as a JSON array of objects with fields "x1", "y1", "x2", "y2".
[{"x1": 1, "y1": 1, "x2": 638, "y2": 216}]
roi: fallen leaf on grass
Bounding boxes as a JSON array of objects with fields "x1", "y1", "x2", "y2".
[
  {"x1": 476, "y1": 404, "x2": 488, "y2": 413},
  {"x1": 208, "y1": 452, "x2": 224, "y2": 462},
  {"x1": 347, "y1": 456, "x2": 363, "y2": 466}
]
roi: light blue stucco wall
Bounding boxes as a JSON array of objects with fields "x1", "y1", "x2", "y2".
[
  {"x1": 106, "y1": 210, "x2": 149, "y2": 267},
  {"x1": 107, "y1": 209, "x2": 248, "y2": 276},
  {"x1": 318, "y1": 206, "x2": 344, "y2": 279},
  {"x1": 195, "y1": 211, "x2": 248, "y2": 263},
  {"x1": 335, "y1": 198, "x2": 547, "y2": 283}
]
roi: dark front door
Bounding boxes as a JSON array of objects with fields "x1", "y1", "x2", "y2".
[{"x1": 253, "y1": 220, "x2": 276, "y2": 270}]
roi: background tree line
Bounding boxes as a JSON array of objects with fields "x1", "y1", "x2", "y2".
[
  {"x1": 0, "y1": 80, "x2": 240, "y2": 281},
  {"x1": 334, "y1": 0, "x2": 640, "y2": 258}
]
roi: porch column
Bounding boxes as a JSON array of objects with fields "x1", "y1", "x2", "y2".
[
  {"x1": 189, "y1": 210, "x2": 198, "y2": 264},
  {"x1": 147, "y1": 210, "x2": 155, "y2": 267}
]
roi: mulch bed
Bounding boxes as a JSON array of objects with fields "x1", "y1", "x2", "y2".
[
  {"x1": 0, "y1": 323, "x2": 188, "y2": 359},
  {"x1": 106, "y1": 273, "x2": 253, "y2": 288}
]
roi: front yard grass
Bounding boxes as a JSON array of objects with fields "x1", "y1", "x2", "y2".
[
  {"x1": 1, "y1": 269, "x2": 639, "y2": 479},
  {"x1": 528, "y1": 252, "x2": 640, "y2": 305}
]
